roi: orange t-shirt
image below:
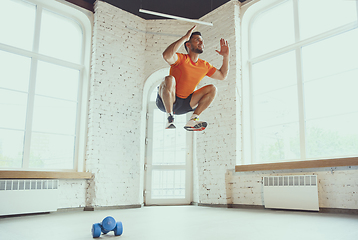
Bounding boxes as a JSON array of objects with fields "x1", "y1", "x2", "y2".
[{"x1": 170, "y1": 53, "x2": 217, "y2": 98}]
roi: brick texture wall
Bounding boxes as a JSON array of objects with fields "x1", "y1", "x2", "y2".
[
  {"x1": 194, "y1": 1, "x2": 241, "y2": 204},
  {"x1": 85, "y1": 1, "x2": 146, "y2": 207},
  {"x1": 228, "y1": 166, "x2": 358, "y2": 210},
  {"x1": 58, "y1": 180, "x2": 87, "y2": 209}
]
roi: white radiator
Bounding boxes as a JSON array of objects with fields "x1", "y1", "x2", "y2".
[
  {"x1": 0, "y1": 179, "x2": 59, "y2": 216},
  {"x1": 263, "y1": 175, "x2": 319, "y2": 211}
]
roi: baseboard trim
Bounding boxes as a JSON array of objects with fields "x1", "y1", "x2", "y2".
[
  {"x1": 319, "y1": 207, "x2": 358, "y2": 215},
  {"x1": 229, "y1": 204, "x2": 266, "y2": 209},
  {"x1": 83, "y1": 204, "x2": 142, "y2": 211},
  {"x1": 198, "y1": 203, "x2": 230, "y2": 208},
  {"x1": 58, "y1": 207, "x2": 85, "y2": 212},
  {"x1": 196, "y1": 203, "x2": 357, "y2": 214},
  {"x1": 197, "y1": 203, "x2": 264, "y2": 209},
  {"x1": 0, "y1": 212, "x2": 50, "y2": 219}
]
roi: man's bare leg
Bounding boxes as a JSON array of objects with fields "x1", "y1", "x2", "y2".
[
  {"x1": 159, "y1": 75, "x2": 176, "y2": 129},
  {"x1": 184, "y1": 84, "x2": 217, "y2": 131},
  {"x1": 190, "y1": 84, "x2": 217, "y2": 115}
]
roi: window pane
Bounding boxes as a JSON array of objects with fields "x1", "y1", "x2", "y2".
[
  {"x1": 299, "y1": 0, "x2": 357, "y2": 40},
  {"x1": 306, "y1": 113, "x2": 358, "y2": 159},
  {"x1": 302, "y1": 29, "x2": 358, "y2": 82},
  {"x1": 0, "y1": 0, "x2": 36, "y2": 51},
  {"x1": 0, "y1": 89, "x2": 28, "y2": 130},
  {"x1": 0, "y1": 129, "x2": 24, "y2": 168},
  {"x1": 304, "y1": 70, "x2": 358, "y2": 120},
  {"x1": 175, "y1": 116, "x2": 187, "y2": 165},
  {"x1": 32, "y1": 96, "x2": 77, "y2": 135},
  {"x1": 252, "y1": 51, "x2": 299, "y2": 128},
  {"x1": 252, "y1": 50, "x2": 300, "y2": 163},
  {"x1": 39, "y1": 9, "x2": 82, "y2": 63},
  {"x1": 255, "y1": 123, "x2": 300, "y2": 163},
  {"x1": 150, "y1": 86, "x2": 159, "y2": 102},
  {"x1": 254, "y1": 86, "x2": 299, "y2": 128},
  {"x1": 151, "y1": 170, "x2": 185, "y2": 199},
  {"x1": 29, "y1": 133, "x2": 75, "y2": 169},
  {"x1": 0, "y1": 50, "x2": 31, "y2": 92},
  {"x1": 251, "y1": 0, "x2": 295, "y2": 57},
  {"x1": 302, "y1": 27, "x2": 358, "y2": 160},
  {"x1": 153, "y1": 110, "x2": 164, "y2": 164},
  {"x1": 152, "y1": 109, "x2": 186, "y2": 165},
  {"x1": 36, "y1": 61, "x2": 79, "y2": 101},
  {"x1": 252, "y1": 51, "x2": 297, "y2": 95}
]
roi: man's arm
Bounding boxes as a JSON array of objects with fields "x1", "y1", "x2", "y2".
[
  {"x1": 162, "y1": 25, "x2": 197, "y2": 65},
  {"x1": 210, "y1": 38, "x2": 230, "y2": 80}
]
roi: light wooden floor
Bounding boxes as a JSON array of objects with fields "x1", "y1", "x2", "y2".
[{"x1": 1, "y1": 206, "x2": 358, "y2": 240}]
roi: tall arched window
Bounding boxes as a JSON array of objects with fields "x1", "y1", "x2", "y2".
[
  {"x1": 0, "y1": 0, "x2": 92, "y2": 171},
  {"x1": 242, "y1": 0, "x2": 358, "y2": 164}
]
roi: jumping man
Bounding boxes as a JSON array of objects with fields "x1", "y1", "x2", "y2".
[{"x1": 156, "y1": 25, "x2": 230, "y2": 131}]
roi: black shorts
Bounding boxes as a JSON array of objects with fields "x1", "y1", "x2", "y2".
[{"x1": 156, "y1": 93, "x2": 195, "y2": 115}]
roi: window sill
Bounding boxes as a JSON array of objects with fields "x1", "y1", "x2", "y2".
[
  {"x1": 0, "y1": 170, "x2": 93, "y2": 179},
  {"x1": 235, "y1": 157, "x2": 358, "y2": 172}
]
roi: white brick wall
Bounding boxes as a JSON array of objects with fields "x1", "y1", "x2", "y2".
[
  {"x1": 58, "y1": 180, "x2": 87, "y2": 209},
  {"x1": 194, "y1": 1, "x2": 241, "y2": 204},
  {"x1": 85, "y1": 1, "x2": 146, "y2": 207},
  {"x1": 228, "y1": 166, "x2": 358, "y2": 209}
]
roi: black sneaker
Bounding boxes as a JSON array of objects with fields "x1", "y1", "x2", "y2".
[{"x1": 166, "y1": 114, "x2": 176, "y2": 129}]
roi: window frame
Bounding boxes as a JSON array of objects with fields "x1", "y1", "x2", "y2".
[
  {"x1": 239, "y1": 0, "x2": 358, "y2": 169},
  {"x1": 0, "y1": 0, "x2": 93, "y2": 175},
  {"x1": 143, "y1": 68, "x2": 194, "y2": 205}
]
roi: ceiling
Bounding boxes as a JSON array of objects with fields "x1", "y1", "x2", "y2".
[{"x1": 70, "y1": 0, "x2": 247, "y2": 19}]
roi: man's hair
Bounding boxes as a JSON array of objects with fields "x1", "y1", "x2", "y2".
[{"x1": 184, "y1": 31, "x2": 202, "y2": 53}]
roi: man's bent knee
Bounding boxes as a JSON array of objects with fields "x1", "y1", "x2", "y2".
[
  {"x1": 160, "y1": 75, "x2": 176, "y2": 98},
  {"x1": 207, "y1": 84, "x2": 217, "y2": 95},
  {"x1": 164, "y1": 75, "x2": 176, "y2": 88}
]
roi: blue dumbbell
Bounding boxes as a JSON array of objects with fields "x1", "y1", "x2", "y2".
[{"x1": 92, "y1": 216, "x2": 123, "y2": 238}]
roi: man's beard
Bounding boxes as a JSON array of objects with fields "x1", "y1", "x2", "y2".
[{"x1": 191, "y1": 47, "x2": 203, "y2": 54}]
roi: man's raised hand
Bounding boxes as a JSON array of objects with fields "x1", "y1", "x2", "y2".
[
  {"x1": 215, "y1": 38, "x2": 229, "y2": 57},
  {"x1": 185, "y1": 25, "x2": 197, "y2": 40}
]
